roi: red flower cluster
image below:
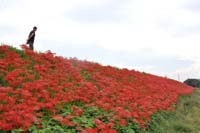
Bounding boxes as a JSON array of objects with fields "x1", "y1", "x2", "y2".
[
  {"x1": 0, "y1": 45, "x2": 193, "y2": 131},
  {"x1": 69, "y1": 55, "x2": 193, "y2": 128}
]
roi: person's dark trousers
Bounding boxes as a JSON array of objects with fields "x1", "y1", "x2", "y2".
[{"x1": 28, "y1": 41, "x2": 34, "y2": 50}]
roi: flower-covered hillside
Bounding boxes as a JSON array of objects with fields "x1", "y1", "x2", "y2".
[{"x1": 0, "y1": 45, "x2": 193, "y2": 132}]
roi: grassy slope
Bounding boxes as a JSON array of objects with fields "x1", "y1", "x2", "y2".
[
  {"x1": 0, "y1": 45, "x2": 199, "y2": 132},
  {"x1": 147, "y1": 89, "x2": 200, "y2": 133}
]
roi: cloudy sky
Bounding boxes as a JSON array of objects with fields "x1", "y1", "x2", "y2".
[{"x1": 0, "y1": 0, "x2": 200, "y2": 81}]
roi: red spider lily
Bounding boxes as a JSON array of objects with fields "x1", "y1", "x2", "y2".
[
  {"x1": 52, "y1": 115, "x2": 63, "y2": 122},
  {"x1": 61, "y1": 119, "x2": 74, "y2": 126},
  {"x1": 118, "y1": 119, "x2": 126, "y2": 127},
  {"x1": 72, "y1": 108, "x2": 83, "y2": 116},
  {"x1": 105, "y1": 122, "x2": 115, "y2": 129},
  {"x1": 93, "y1": 118, "x2": 102, "y2": 125},
  {"x1": 101, "y1": 128, "x2": 117, "y2": 133},
  {"x1": 81, "y1": 128, "x2": 98, "y2": 133}
]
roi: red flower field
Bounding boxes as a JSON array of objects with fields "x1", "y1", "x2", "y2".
[{"x1": 0, "y1": 44, "x2": 193, "y2": 132}]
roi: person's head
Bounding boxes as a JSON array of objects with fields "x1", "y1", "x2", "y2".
[{"x1": 33, "y1": 26, "x2": 37, "y2": 31}]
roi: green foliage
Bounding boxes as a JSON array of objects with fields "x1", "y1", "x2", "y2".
[
  {"x1": 80, "y1": 69, "x2": 91, "y2": 81},
  {"x1": 114, "y1": 119, "x2": 140, "y2": 133},
  {"x1": 0, "y1": 76, "x2": 8, "y2": 86},
  {"x1": 29, "y1": 115, "x2": 76, "y2": 133},
  {"x1": 145, "y1": 89, "x2": 200, "y2": 133},
  {"x1": 26, "y1": 101, "x2": 113, "y2": 132},
  {"x1": 173, "y1": 122, "x2": 192, "y2": 133},
  {"x1": 145, "y1": 111, "x2": 174, "y2": 133}
]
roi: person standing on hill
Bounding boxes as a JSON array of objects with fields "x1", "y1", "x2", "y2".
[{"x1": 27, "y1": 26, "x2": 37, "y2": 50}]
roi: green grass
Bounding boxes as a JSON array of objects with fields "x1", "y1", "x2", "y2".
[{"x1": 146, "y1": 88, "x2": 200, "y2": 133}]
